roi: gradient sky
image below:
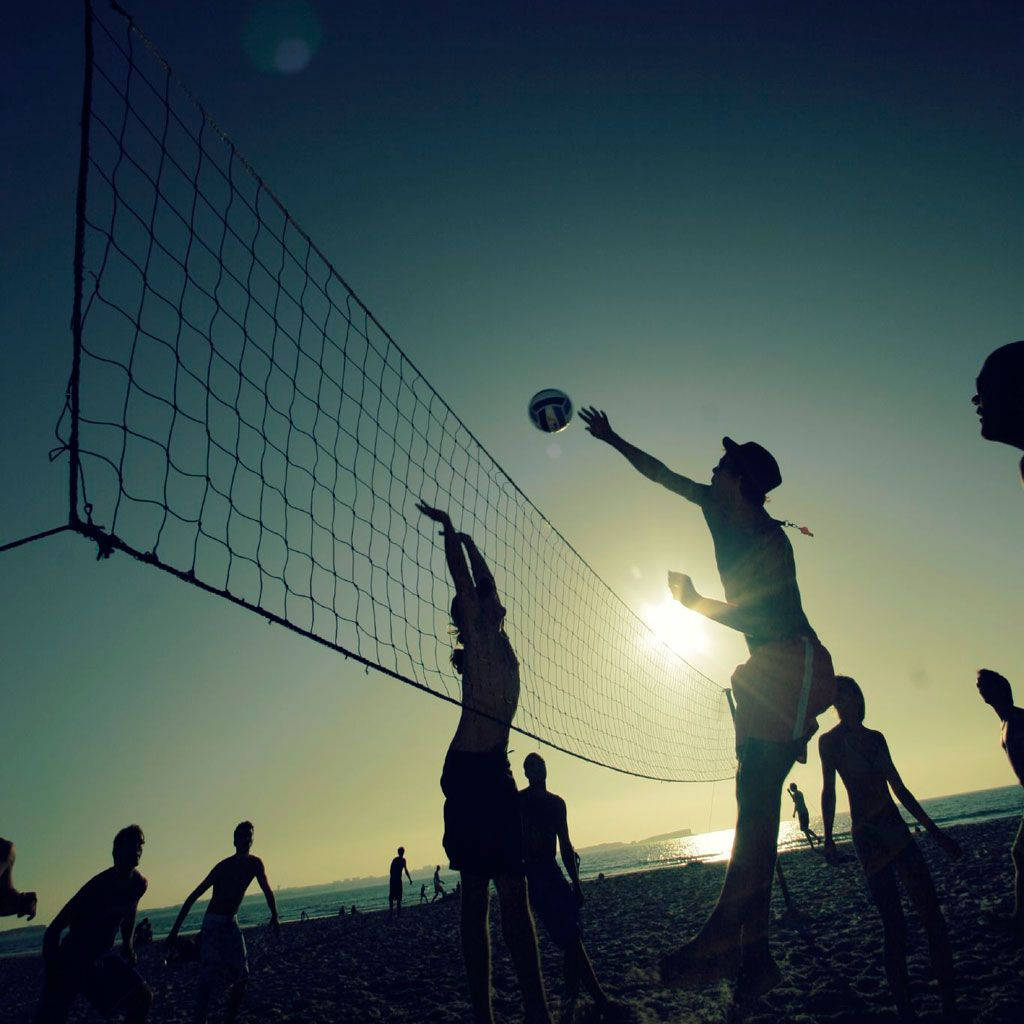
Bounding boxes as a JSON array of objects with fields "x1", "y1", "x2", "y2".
[{"x1": 2, "y1": 0, "x2": 1022, "y2": 929}]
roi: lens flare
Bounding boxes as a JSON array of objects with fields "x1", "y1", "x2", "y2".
[{"x1": 243, "y1": 1, "x2": 322, "y2": 76}]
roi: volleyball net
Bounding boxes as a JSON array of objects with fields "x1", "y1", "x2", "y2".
[{"x1": 57, "y1": 0, "x2": 736, "y2": 781}]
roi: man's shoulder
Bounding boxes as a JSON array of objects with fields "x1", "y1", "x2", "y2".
[
  {"x1": 819, "y1": 724, "x2": 843, "y2": 746},
  {"x1": 131, "y1": 870, "x2": 148, "y2": 896}
]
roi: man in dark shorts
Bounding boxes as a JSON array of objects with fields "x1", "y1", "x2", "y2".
[
  {"x1": 519, "y1": 753, "x2": 614, "y2": 1024},
  {"x1": 973, "y1": 339, "x2": 1024, "y2": 483},
  {"x1": 389, "y1": 846, "x2": 412, "y2": 917},
  {"x1": 419, "y1": 502, "x2": 552, "y2": 1024},
  {"x1": 432, "y1": 864, "x2": 446, "y2": 902},
  {"x1": 787, "y1": 783, "x2": 819, "y2": 848},
  {"x1": 0, "y1": 835, "x2": 37, "y2": 920},
  {"x1": 167, "y1": 821, "x2": 279, "y2": 1024},
  {"x1": 821, "y1": 676, "x2": 960, "y2": 1021},
  {"x1": 34, "y1": 824, "x2": 151, "y2": 1024},
  {"x1": 580, "y1": 410, "x2": 835, "y2": 1000},
  {"x1": 976, "y1": 668, "x2": 1024, "y2": 934}
]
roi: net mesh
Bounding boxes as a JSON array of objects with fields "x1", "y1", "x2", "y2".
[{"x1": 61, "y1": 0, "x2": 736, "y2": 782}]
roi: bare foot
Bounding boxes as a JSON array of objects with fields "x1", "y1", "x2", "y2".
[{"x1": 660, "y1": 939, "x2": 735, "y2": 987}]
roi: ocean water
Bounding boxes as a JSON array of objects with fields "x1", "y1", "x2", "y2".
[{"x1": 2, "y1": 784, "x2": 1020, "y2": 959}]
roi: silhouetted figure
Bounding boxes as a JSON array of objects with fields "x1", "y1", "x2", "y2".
[
  {"x1": 787, "y1": 783, "x2": 819, "y2": 849},
  {"x1": 350, "y1": 904, "x2": 358, "y2": 916},
  {"x1": 519, "y1": 753, "x2": 615, "y2": 1024},
  {"x1": 34, "y1": 825, "x2": 151, "y2": 1024},
  {"x1": 0, "y1": 836, "x2": 37, "y2": 920},
  {"x1": 134, "y1": 918, "x2": 153, "y2": 945},
  {"x1": 167, "y1": 821, "x2": 279, "y2": 1024},
  {"x1": 976, "y1": 668, "x2": 1024, "y2": 932},
  {"x1": 580, "y1": 411, "x2": 835, "y2": 1000},
  {"x1": 299, "y1": 910, "x2": 309, "y2": 922},
  {"x1": 432, "y1": 864, "x2": 446, "y2": 902},
  {"x1": 419, "y1": 884, "x2": 429, "y2": 904},
  {"x1": 389, "y1": 846, "x2": 412, "y2": 918},
  {"x1": 820, "y1": 676, "x2": 960, "y2": 1022},
  {"x1": 418, "y1": 502, "x2": 552, "y2": 1024},
  {"x1": 973, "y1": 339, "x2": 1024, "y2": 483}
]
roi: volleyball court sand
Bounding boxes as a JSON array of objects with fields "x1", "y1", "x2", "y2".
[{"x1": 2, "y1": 817, "x2": 1022, "y2": 1022}]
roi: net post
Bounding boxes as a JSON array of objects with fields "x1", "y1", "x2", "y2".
[{"x1": 68, "y1": 0, "x2": 95, "y2": 531}]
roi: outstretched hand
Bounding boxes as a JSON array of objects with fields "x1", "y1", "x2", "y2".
[
  {"x1": 935, "y1": 831, "x2": 962, "y2": 860},
  {"x1": 579, "y1": 406, "x2": 614, "y2": 442},
  {"x1": 667, "y1": 570, "x2": 699, "y2": 608},
  {"x1": 416, "y1": 501, "x2": 453, "y2": 532}
]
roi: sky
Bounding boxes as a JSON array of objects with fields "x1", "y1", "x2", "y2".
[{"x1": 2, "y1": 0, "x2": 1022, "y2": 929}]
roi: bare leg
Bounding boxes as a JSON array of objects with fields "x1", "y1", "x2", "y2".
[
  {"x1": 863, "y1": 859, "x2": 913, "y2": 1020},
  {"x1": 1012, "y1": 820, "x2": 1024, "y2": 921},
  {"x1": 460, "y1": 873, "x2": 495, "y2": 1024},
  {"x1": 193, "y1": 979, "x2": 214, "y2": 1024},
  {"x1": 494, "y1": 873, "x2": 552, "y2": 1024},
  {"x1": 225, "y1": 980, "x2": 247, "y2": 1023}
]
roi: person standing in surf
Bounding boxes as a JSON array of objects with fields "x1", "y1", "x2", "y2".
[
  {"x1": 787, "y1": 783, "x2": 820, "y2": 849},
  {"x1": 418, "y1": 502, "x2": 552, "y2": 1024},
  {"x1": 579, "y1": 409, "x2": 835, "y2": 1001}
]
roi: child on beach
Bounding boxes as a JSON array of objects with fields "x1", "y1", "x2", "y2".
[
  {"x1": 166, "y1": 821, "x2": 280, "y2": 1024},
  {"x1": 418, "y1": 502, "x2": 552, "y2": 1024},
  {"x1": 972, "y1": 339, "x2": 1024, "y2": 483},
  {"x1": 975, "y1": 668, "x2": 1024, "y2": 933},
  {"x1": 820, "y1": 676, "x2": 960, "y2": 1021},
  {"x1": 580, "y1": 410, "x2": 835, "y2": 1000},
  {"x1": 787, "y1": 783, "x2": 820, "y2": 849},
  {"x1": 0, "y1": 836, "x2": 37, "y2": 920}
]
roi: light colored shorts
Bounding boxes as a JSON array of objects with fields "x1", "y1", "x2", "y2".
[{"x1": 200, "y1": 912, "x2": 248, "y2": 983}]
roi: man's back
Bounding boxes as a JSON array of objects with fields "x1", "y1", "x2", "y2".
[
  {"x1": 390, "y1": 856, "x2": 405, "y2": 880},
  {"x1": 207, "y1": 855, "x2": 260, "y2": 917},
  {"x1": 64, "y1": 867, "x2": 146, "y2": 959},
  {"x1": 519, "y1": 788, "x2": 566, "y2": 864}
]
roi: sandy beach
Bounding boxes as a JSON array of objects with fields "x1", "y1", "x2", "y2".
[{"x1": 3, "y1": 817, "x2": 1023, "y2": 1023}]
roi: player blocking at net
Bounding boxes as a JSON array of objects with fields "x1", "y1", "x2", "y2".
[{"x1": 579, "y1": 408, "x2": 835, "y2": 1001}]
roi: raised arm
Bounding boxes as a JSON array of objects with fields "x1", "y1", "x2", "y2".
[
  {"x1": 167, "y1": 872, "x2": 214, "y2": 942},
  {"x1": 42, "y1": 895, "x2": 75, "y2": 966},
  {"x1": 579, "y1": 408, "x2": 709, "y2": 505},
  {"x1": 417, "y1": 503, "x2": 475, "y2": 605},
  {"x1": 819, "y1": 737, "x2": 838, "y2": 860},
  {"x1": 255, "y1": 858, "x2": 280, "y2": 932},
  {"x1": 668, "y1": 572, "x2": 764, "y2": 635},
  {"x1": 554, "y1": 798, "x2": 584, "y2": 905},
  {"x1": 883, "y1": 739, "x2": 961, "y2": 858}
]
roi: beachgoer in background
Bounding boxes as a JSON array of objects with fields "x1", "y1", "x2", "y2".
[
  {"x1": 0, "y1": 836, "x2": 37, "y2": 920},
  {"x1": 580, "y1": 411, "x2": 835, "y2": 1001},
  {"x1": 134, "y1": 918, "x2": 153, "y2": 945},
  {"x1": 350, "y1": 905, "x2": 358, "y2": 916},
  {"x1": 167, "y1": 821, "x2": 279, "y2": 1024},
  {"x1": 432, "y1": 864, "x2": 446, "y2": 902},
  {"x1": 976, "y1": 668, "x2": 1024, "y2": 933},
  {"x1": 420, "y1": 884, "x2": 429, "y2": 904},
  {"x1": 418, "y1": 502, "x2": 552, "y2": 1024},
  {"x1": 33, "y1": 825, "x2": 150, "y2": 1024},
  {"x1": 300, "y1": 910, "x2": 309, "y2": 921},
  {"x1": 519, "y1": 753, "x2": 615, "y2": 1024},
  {"x1": 787, "y1": 783, "x2": 820, "y2": 849},
  {"x1": 389, "y1": 846, "x2": 412, "y2": 918},
  {"x1": 973, "y1": 339, "x2": 1024, "y2": 483},
  {"x1": 820, "y1": 676, "x2": 960, "y2": 1021}
]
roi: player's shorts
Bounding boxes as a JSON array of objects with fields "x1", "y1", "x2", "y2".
[
  {"x1": 441, "y1": 748, "x2": 524, "y2": 877},
  {"x1": 525, "y1": 860, "x2": 580, "y2": 949},
  {"x1": 37, "y1": 950, "x2": 148, "y2": 1021},
  {"x1": 200, "y1": 912, "x2": 248, "y2": 984},
  {"x1": 389, "y1": 878, "x2": 404, "y2": 901},
  {"x1": 731, "y1": 636, "x2": 835, "y2": 760}
]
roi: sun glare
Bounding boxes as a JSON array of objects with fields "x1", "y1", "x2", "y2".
[{"x1": 641, "y1": 594, "x2": 710, "y2": 658}]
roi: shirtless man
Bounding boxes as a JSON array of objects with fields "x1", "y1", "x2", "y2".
[
  {"x1": 167, "y1": 821, "x2": 279, "y2": 1024},
  {"x1": 432, "y1": 865, "x2": 446, "y2": 902},
  {"x1": 0, "y1": 836, "x2": 37, "y2": 920},
  {"x1": 787, "y1": 783, "x2": 819, "y2": 849},
  {"x1": 389, "y1": 847, "x2": 412, "y2": 917},
  {"x1": 418, "y1": 502, "x2": 552, "y2": 1024},
  {"x1": 519, "y1": 753, "x2": 614, "y2": 1024},
  {"x1": 820, "y1": 676, "x2": 959, "y2": 1021},
  {"x1": 580, "y1": 410, "x2": 835, "y2": 999},
  {"x1": 34, "y1": 825, "x2": 151, "y2": 1024},
  {"x1": 972, "y1": 339, "x2": 1024, "y2": 483},
  {"x1": 976, "y1": 668, "x2": 1024, "y2": 932}
]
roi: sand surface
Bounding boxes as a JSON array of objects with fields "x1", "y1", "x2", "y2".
[{"x1": 3, "y1": 817, "x2": 1023, "y2": 1023}]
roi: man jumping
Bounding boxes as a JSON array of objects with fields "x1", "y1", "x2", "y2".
[
  {"x1": 580, "y1": 409, "x2": 835, "y2": 1001},
  {"x1": 167, "y1": 821, "x2": 279, "y2": 1024}
]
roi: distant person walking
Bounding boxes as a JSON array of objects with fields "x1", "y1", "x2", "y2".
[
  {"x1": 432, "y1": 864, "x2": 446, "y2": 902},
  {"x1": 976, "y1": 668, "x2": 1024, "y2": 933},
  {"x1": 0, "y1": 836, "x2": 37, "y2": 920},
  {"x1": 166, "y1": 821, "x2": 279, "y2": 1024},
  {"x1": 973, "y1": 339, "x2": 1024, "y2": 483},
  {"x1": 787, "y1": 783, "x2": 820, "y2": 849},
  {"x1": 418, "y1": 502, "x2": 552, "y2": 1024},
  {"x1": 580, "y1": 411, "x2": 835, "y2": 1000},
  {"x1": 519, "y1": 753, "x2": 615, "y2": 1024},
  {"x1": 389, "y1": 847, "x2": 412, "y2": 918},
  {"x1": 820, "y1": 676, "x2": 960, "y2": 1021},
  {"x1": 33, "y1": 825, "x2": 151, "y2": 1024}
]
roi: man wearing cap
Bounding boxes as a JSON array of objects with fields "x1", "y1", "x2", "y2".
[
  {"x1": 579, "y1": 409, "x2": 834, "y2": 1002},
  {"x1": 973, "y1": 339, "x2": 1024, "y2": 484}
]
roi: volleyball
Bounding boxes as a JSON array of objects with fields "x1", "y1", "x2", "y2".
[{"x1": 528, "y1": 389, "x2": 573, "y2": 433}]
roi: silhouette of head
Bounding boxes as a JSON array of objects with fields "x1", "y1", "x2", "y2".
[
  {"x1": 234, "y1": 821, "x2": 254, "y2": 853},
  {"x1": 397, "y1": 846, "x2": 405, "y2": 856},
  {"x1": 523, "y1": 752, "x2": 547, "y2": 784},
  {"x1": 112, "y1": 824, "x2": 145, "y2": 869},
  {"x1": 834, "y1": 675, "x2": 866, "y2": 725},
  {"x1": 436, "y1": 864, "x2": 440, "y2": 871},
  {"x1": 974, "y1": 341, "x2": 1024, "y2": 454},
  {"x1": 788, "y1": 782, "x2": 798, "y2": 792},
  {"x1": 712, "y1": 439, "x2": 780, "y2": 506},
  {"x1": 977, "y1": 669, "x2": 1013, "y2": 715}
]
